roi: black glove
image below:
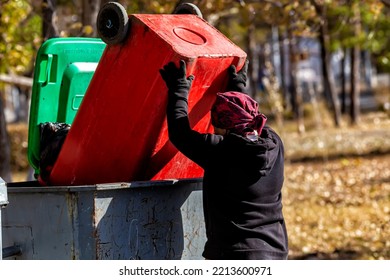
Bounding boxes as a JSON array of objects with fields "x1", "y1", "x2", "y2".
[
  {"x1": 227, "y1": 59, "x2": 249, "y2": 92},
  {"x1": 160, "y1": 60, "x2": 194, "y2": 99}
]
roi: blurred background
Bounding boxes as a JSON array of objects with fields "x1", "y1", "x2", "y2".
[{"x1": 0, "y1": 0, "x2": 389, "y2": 259}]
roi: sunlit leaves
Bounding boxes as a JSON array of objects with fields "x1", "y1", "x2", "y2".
[
  {"x1": 0, "y1": 0, "x2": 41, "y2": 75},
  {"x1": 283, "y1": 155, "x2": 390, "y2": 259},
  {"x1": 125, "y1": 0, "x2": 177, "y2": 14}
]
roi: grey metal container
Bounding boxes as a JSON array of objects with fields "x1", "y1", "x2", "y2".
[
  {"x1": 0, "y1": 178, "x2": 9, "y2": 260},
  {"x1": 1, "y1": 179, "x2": 205, "y2": 260}
]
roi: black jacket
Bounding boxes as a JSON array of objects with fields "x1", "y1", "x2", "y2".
[{"x1": 167, "y1": 92, "x2": 288, "y2": 260}]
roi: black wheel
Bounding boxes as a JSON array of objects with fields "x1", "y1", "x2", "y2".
[
  {"x1": 97, "y1": 2, "x2": 129, "y2": 45},
  {"x1": 173, "y1": 3, "x2": 203, "y2": 18}
]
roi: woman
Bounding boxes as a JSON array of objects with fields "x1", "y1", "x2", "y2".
[{"x1": 159, "y1": 60, "x2": 288, "y2": 260}]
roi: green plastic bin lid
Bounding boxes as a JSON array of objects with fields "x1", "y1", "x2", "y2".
[{"x1": 28, "y1": 37, "x2": 106, "y2": 175}]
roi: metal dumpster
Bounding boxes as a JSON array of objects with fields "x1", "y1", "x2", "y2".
[
  {"x1": 1, "y1": 178, "x2": 205, "y2": 260},
  {"x1": 0, "y1": 178, "x2": 9, "y2": 259}
]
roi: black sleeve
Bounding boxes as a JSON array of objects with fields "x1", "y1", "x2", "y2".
[{"x1": 166, "y1": 90, "x2": 222, "y2": 169}]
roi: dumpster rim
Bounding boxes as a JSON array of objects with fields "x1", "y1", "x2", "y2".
[{"x1": 5, "y1": 178, "x2": 203, "y2": 193}]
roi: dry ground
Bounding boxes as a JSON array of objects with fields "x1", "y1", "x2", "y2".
[
  {"x1": 277, "y1": 111, "x2": 390, "y2": 259},
  {"x1": 284, "y1": 154, "x2": 389, "y2": 259}
]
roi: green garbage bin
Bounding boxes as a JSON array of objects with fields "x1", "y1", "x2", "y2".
[{"x1": 28, "y1": 38, "x2": 106, "y2": 176}]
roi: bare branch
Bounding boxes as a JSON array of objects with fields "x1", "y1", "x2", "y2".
[
  {"x1": 239, "y1": 0, "x2": 285, "y2": 8},
  {"x1": 0, "y1": 74, "x2": 33, "y2": 88}
]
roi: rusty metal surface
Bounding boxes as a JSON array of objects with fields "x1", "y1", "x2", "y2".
[
  {"x1": 0, "y1": 178, "x2": 8, "y2": 260},
  {"x1": 1, "y1": 179, "x2": 205, "y2": 259}
]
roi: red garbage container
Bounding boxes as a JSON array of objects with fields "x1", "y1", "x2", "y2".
[{"x1": 48, "y1": 10, "x2": 246, "y2": 186}]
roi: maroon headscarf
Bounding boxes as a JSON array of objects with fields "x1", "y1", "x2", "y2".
[{"x1": 211, "y1": 91, "x2": 267, "y2": 136}]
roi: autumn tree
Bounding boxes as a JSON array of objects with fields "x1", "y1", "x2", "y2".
[
  {"x1": 350, "y1": 0, "x2": 361, "y2": 124},
  {"x1": 328, "y1": 0, "x2": 388, "y2": 124},
  {"x1": 0, "y1": 0, "x2": 41, "y2": 181},
  {"x1": 308, "y1": 0, "x2": 341, "y2": 127}
]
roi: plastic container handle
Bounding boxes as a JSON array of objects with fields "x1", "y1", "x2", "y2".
[{"x1": 43, "y1": 54, "x2": 53, "y2": 86}]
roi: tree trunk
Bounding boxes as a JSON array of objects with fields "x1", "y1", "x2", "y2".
[
  {"x1": 262, "y1": 40, "x2": 284, "y2": 129},
  {"x1": 42, "y1": 0, "x2": 59, "y2": 41},
  {"x1": 82, "y1": 0, "x2": 102, "y2": 37},
  {"x1": 244, "y1": 6, "x2": 258, "y2": 98},
  {"x1": 318, "y1": 10, "x2": 341, "y2": 127},
  {"x1": 278, "y1": 27, "x2": 290, "y2": 111},
  {"x1": 350, "y1": 47, "x2": 361, "y2": 124},
  {"x1": 350, "y1": 3, "x2": 361, "y2": 125},
  {"x1": 311, "y1": 1, "x2": 341, "y2": 127},
  {"x1": 0, "y1": 95, "x2": 12, "y2": 182},
  {"x1": 340, "y1": 48, "x2": 348, "y2": 114},
  {"x1": 288, "y1": 30, "x2": 305, "y2": 133}
]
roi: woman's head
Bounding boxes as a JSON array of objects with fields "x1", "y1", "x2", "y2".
[{"x1": 211, "y1": 91, "x2": 267, "y2": 136}]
